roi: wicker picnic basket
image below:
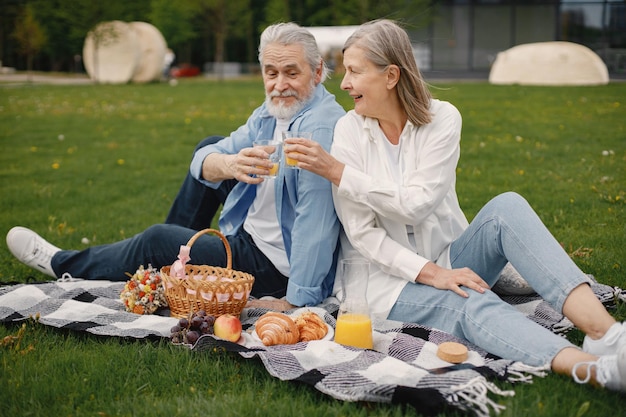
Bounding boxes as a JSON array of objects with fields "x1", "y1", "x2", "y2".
[{"x1": 160, "y1": 228, "x2": 255, "y2": 318}]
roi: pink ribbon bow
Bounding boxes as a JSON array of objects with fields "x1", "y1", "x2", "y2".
[{"x1": 170, "y1": 245, "x2": 191, "y2": 278}]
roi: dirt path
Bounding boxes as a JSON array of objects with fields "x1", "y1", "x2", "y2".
[{"x1": 0, "y1": 72, "x2": 93, "y2": 85}]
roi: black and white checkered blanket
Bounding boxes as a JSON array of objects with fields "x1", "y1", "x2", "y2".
[{"x1": 0, "y1": 277, "x2": 623, "y2": 416}]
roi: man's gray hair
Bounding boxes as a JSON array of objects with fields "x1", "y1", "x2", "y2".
[{"x1": 258, "y1": 22, "x2": 329, "y2": 83}]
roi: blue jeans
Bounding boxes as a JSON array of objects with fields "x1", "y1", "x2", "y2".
[
  {"x1": 388, "y1": 192, "x2": 590, "y2": 366},
  {"x1": 51, "y1": 136, "x2": 290, "y2": 299},
  {"x1": 164, "y1": 136, "x2": 235, "y2": 230}
]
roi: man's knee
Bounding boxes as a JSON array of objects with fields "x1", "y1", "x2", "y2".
[{"x1": 142, "y1": 224, "x2": 176, "y2": 242}]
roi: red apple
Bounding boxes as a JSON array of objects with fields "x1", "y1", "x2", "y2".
[{"x1": 213, "y1": 314, "x2": 242, "y2": 342}]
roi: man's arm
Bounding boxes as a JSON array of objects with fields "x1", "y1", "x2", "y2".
[
  {"x1": 202, "y1": 153, "x2": 238, "y2": 182},
  {"x1": 190, "y1": 106, "x2": 273, "y2": 185},
  {"x1": 201, "y1": 148, "x2": 274, "y2": 184}
]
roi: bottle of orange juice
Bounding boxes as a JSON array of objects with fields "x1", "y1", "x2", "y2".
[{"x1": 334, "y1": 258, "x2": 373, "y2": 349}]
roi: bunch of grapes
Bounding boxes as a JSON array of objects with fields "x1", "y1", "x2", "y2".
[{"x1": 170, "y1": 309, "x2": 216, "y2": 345}]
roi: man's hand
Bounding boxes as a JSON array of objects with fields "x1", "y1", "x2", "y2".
[
  {"x1": 416, "y1": 262, "x2": 490, "y2": 298},
  {"x1": 202, "y1": 146, "x2": 274, "y2": 184}
]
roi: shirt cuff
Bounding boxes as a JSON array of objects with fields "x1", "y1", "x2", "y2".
[
  {"x1": 285, "y1": 281, "x2": 323, "y2": 307},
  {"x1": 190, "y1": 146, "x2": 222, "y2": 188}
]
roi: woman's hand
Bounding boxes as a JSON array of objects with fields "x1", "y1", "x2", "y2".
[
  {"x1": 283, "y1": 138, "x2": 344, "y2": 186},
  {"x1": 416, "y1": 262, "x2": 490, "y2": 298}
]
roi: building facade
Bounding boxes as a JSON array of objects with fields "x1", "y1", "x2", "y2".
[{"x1": 412, "y1": 0, "x2": 625, "y2": 75}]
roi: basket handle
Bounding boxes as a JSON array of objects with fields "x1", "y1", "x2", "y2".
[{"x1": 185, "y1": 228, "x2": 233, "y2": 270}]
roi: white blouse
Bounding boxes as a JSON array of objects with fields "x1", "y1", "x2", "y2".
[{"x1": 331, "y1": 99, "x2": 469, "y2": 318}]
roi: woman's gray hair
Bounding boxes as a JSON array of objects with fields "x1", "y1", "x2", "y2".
[
  {"x1": 258, "y1": 22, "x2": 330, "y2": 83},
  {"x1": 343, "y1": 19, "x2": 432, "y2": 126}
]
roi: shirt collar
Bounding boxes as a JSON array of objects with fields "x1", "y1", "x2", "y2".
[{"x1": 363, "y1": 115, "x2": 416, "y2": 142}]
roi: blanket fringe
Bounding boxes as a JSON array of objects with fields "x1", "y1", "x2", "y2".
[
  {"x1": 552, "y1": 318, "x2": 574, "y2": 334},
  {"x1": 614, "y1": 286, "x2": 626, "y2": 304},
  {"x1": 447, "y1": 376, "x2": 514, "y2": 417},
  {"x1": 506, "y1": 362, "x2": 549, "y2": 383},
  {"x1": 58, "y1": 273, "x2": 83, "y2": 282}
]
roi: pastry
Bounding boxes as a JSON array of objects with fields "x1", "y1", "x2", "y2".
[
  {"x1": 294, "y1": 311, "x2": 328, "y2": 342},
  {"x1": 436, "y1": 341, "x2": 468, "y2": 363},
  {"x1": 255, "y1": 312, "x2": 300, "y2": 346}
]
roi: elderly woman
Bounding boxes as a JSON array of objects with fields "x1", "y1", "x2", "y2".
[{"x1": 284, "y1": 19, "x2": 625, "y2": 391}]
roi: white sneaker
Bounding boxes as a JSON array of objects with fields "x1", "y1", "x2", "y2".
[
  {"x1": 583, "y1": 322, "x2": 626, "y2": 356},
  {"x1": 573, "y1": 344, "x2": 626, "y2": 392},
  {"x1": 6, "y1": 226, "x2": 60, "y2": 277}
]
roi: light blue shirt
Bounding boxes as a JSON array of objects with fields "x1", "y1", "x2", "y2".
[{"x1": 190, "y1": 84, "x2": 346, "y2": 306}]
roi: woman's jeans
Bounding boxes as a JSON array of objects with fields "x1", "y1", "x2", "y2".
[
  {"x1": 388, "y1": 192, "x2": 590, "y2": 366},
  {"x1": 51, "y1": 136, "x2": 289, "y2": 299}
]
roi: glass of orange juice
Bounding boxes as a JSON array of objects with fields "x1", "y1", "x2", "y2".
[
  {"x1": 282, "y1": 131, "x2": 312, "y2": 169},
  {"x1": 334, "y1": 258, "x2": 373, "y2": 349},
  {"x1": 253, "y1": 139, "x2": 281, "y2": 179}
]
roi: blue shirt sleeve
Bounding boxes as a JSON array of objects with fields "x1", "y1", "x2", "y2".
[
  {"x1": 190, "y1": 106, "x2": 270, "y2": 187},
  {"x1": 282, "y1": 90, "x2": 346, "y2": 306}
]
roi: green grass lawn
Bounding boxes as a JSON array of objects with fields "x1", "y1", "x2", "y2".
[{"x1": 0, "y1": 77, "x2": 625, "y2": 416}]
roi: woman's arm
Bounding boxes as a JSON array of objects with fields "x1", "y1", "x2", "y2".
[{"x1": 332, "y1": 104, "x2": 463, "y2": 225}]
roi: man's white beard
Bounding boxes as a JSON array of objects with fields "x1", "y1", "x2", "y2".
[{"x1": 265, "y1": 84, "x2": 315, "y2": 120}]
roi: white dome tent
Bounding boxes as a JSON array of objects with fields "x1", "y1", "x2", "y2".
[
  {"x1": 305, "y1": 26, "x2": 359, "y2": 57},
  {"x1": 489, "y1": 41, "x2": 609, "y2": 86},
  {"x1": 83, "y1": 21, "x2": 167, "y2": 84},
  {"x1": 129, "y1": 22, "x2": 167, "y2": 83}
]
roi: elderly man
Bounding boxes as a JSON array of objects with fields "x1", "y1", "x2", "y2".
[{"x1": 7, "y1": 22, "x2": 346, "y2": 309}]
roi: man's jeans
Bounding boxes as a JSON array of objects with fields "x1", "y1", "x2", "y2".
[
  {"x1": 52, "y1": 136, "x2": 290, "y2": 298},
  {"x1": 164, "y1": 136, "x2": 233, "y2": 229},
  {"x1": 389, "y1": 192, "x2": 590, "y2": 366}
]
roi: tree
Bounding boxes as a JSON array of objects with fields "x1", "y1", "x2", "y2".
[
  {"x1": 261, "y1": 0, "x2": 433, "y2": 28},
  {"x1": 2, "y1": 0, "x2": 434, "y2": 74},
  {"x1": 193, "y1": 0, "x2": 252, "y2": 79},
  {"x1": 261, "y1": 0, "x2": 291, "y2": 29},
  {"x1": 148, "y1": 0, "x2": 197, "y2": 54},
  {"x1": 28, "y1": 0, "x2": 148, "y2": 72},
  {"x1": 12, "y1": 4, "x2": 47, "y2": 80}
]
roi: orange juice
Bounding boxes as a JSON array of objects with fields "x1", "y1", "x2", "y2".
[
  {"x1": 282, "y1": 131, "x2": 311, "y2": 169},
  {"x1": 255, "y1": 161, "x2": 278, "y2": 178},
  {"x1": 285, "y1": 151, "x2": 302, "y2": 167},
  {"x1": 268, "y1": 162, "x2": 278, "y2": 176},
  {"x1": 334, "y1": 313, "x2": 373, "y2": 349}
]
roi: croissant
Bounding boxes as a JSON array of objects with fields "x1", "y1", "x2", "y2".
[
  {"x1": 294, "y1": 311, "x2": 328, "y2": 342},
  {"x1": 255, "y1": 312, "x2": 300, "y2": 346}
]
